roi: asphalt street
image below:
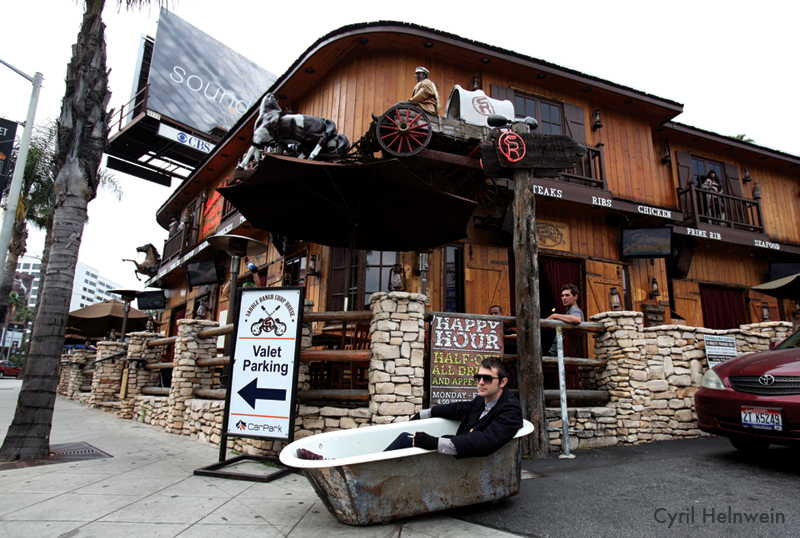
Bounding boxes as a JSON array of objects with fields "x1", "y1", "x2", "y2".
[{"x1": 445, "y1": 436, "x2": 800, "y2": 538}]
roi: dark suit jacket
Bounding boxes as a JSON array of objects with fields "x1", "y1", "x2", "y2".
[{"x1": 430, "y1": 388, "x2": 523, "y2": 459}]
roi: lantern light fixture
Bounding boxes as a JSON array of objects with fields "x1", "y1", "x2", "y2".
[
  {"x1": 389, "y1": 263, "x2": 407, "y2": 291},
  {"x1": 306, "y1": 254, "x2": 320, "y2": 277},
  {"x1": 609, "y1": 287, "x2": 622, "y2": 311},
  {"x1": 650, "y1": 277, "x2": 661, "y2": 298},
  {"x1": 592, "y1": 110, "x2": 603, "y2": 130}
]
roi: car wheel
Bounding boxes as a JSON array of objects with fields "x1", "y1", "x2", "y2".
[
  {"x1": 0, "y1": 371, "x2": 4, "y2": 379},
  {"x1": 729, "y1": 436, "x2": 770, "y2": 453}
]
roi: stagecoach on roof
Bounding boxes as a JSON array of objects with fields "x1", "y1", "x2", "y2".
[
  {"x1": 237, "y1": 85, "x2": 521, "y2": 209},
  {"x1": 352, "y1": 85, "x2": 517, "y2": 207}
]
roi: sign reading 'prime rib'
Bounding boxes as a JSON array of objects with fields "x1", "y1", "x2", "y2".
[{"x1": 429, "y1": 315, "x2": 504, "y2": 405}]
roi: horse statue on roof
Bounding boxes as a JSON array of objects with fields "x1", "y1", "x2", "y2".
[
  {"x1": 122, "y1": 243, "x2": 161, "y2": 282},
  {"x1": 237, "y1": 93, "x2": 349, "y2": 169}
]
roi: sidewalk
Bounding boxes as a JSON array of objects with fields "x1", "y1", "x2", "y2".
[{"x1": 0, "y1": 379, "x2": 519, "y2": 538}]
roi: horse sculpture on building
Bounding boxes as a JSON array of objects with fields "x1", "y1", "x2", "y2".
[
  {"x1": 237, "y1": 93, "x2": 349, "y2": 169},
  {"x1": 122, "y1": 243, "x2": 161, "y2": 282}
]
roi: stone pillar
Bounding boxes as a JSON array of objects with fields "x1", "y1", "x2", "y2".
[
  {"x1": 58, "y1": 354, "x2": 70, "y2": 395},
  {"x1": 297, "y1": 299, "x2": 314, "y2": 392},
  {"x1": 591, "y1": 311, "x2": 646, "y2": 444},
  {"x1": 62, "y1": 349, "x2": 89, "y2": 399},
  {"x1": 368, "y1": 292, "x2": 426, "y2": 424},
  {"x1": 88, "y1": 341, "x2": 128, "y2": 410},
  {"x1": 166, "y1": 319, "x2": 219, "y2": 434},
  {"x1": 120, "y1": 331, "x2": 164, "y2": 419}
]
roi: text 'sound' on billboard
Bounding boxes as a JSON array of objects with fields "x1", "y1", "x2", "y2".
[{"x1": 148, "y1": 8, "x2": 276, "y2": 134}]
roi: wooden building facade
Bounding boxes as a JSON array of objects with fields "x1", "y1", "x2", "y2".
[{"x1": 146, "y1": 21, "x2": 800, "y2": 351}]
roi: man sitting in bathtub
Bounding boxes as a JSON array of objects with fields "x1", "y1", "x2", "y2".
[
  {"x1": 384, "y1": 356, "x2": 523, "y2": 458},
  {"x1": 296, "y1": 357, "x2": 522, "y2": 460}
]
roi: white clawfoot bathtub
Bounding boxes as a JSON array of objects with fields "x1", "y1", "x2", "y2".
[{"x1": 280, "y1": 417, "x2": 534, "y2": 525}]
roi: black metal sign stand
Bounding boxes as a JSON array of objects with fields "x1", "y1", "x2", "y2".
[{"x1": 194, "y1": 282, "x2": 304, "y2": 483}]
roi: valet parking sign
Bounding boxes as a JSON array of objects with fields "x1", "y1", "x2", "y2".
[{"x1": 226, "y1": 287, "x2": 303, "y2": 442}]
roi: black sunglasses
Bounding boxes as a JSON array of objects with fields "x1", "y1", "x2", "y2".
[{"x1": 473, "y1": 374, "x2": 500, "y2": 384}]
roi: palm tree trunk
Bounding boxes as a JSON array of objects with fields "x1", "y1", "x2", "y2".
[
  {"x1": 31, "y1": 216, "x2": 54, "y2": 326},
  {"x1": 0, "y1": 2, "x2": 107, "y2": 461},
  {"x1": 0, "y1": 219, "x2": 28, "y2": 323}
]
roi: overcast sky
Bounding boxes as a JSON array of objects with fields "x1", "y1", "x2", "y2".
[{"x1": 2, "y1": 0, "x2": 798, "y2": 290}]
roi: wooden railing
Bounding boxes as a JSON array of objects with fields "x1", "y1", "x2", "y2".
[
  {"x1": 677, "y1": 184, "x2": 764, "y2": 233},
  {"x1": 559, "y1": 145, "x2": 607, "y2": 190},
  {"x1": 134, "y1": 310, "x2": 611, "y2": 405},
  {"x1": 161, "y1": 228, "x2": 184, "y2": 264}
]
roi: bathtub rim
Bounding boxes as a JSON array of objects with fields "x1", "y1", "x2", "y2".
[{"x1": 280, "y1": 417, "x2": 534, "y2": 469}]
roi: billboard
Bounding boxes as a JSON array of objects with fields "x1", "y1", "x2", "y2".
[
  {"x1": 0, "y1": 118, "x2": 18, "y2": 193},
  {"x1": 147, "y1": 8, "x2": 276, "y2": 134}
]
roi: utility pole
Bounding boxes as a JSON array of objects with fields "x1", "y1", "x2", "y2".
[{"x1": 0, "y1": 59, "x2": 43, "y2": 273}]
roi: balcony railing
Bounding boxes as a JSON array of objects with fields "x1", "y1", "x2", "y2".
[
  {"x1": 108, "y1": 85, "x2": 150, "y2": 139},
  {"x1": 162, "y1": 228, "x2": 184, "y2": 264},
  {"x1": 677, "y1": 184, "x2": 764, "y2": 233},
  {"x1": 555, "y1": 144, "x2": 606, "y2": 190}
]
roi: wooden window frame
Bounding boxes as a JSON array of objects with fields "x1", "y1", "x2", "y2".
[
  {"x1": 514, "y1": 95, "x2": 563, "y2": 135},
  {"x1": 690, "y1": 156, "x2": 724, "y2": 190},
  {"x1": 328, "y1": 249, "x2": 398, "y2": 311}
]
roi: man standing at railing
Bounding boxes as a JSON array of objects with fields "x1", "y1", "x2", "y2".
[{"x1": 546, "y1": 284, "x2": 584, "y2": 357}]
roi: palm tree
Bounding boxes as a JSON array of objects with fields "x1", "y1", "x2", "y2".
[
  {"x1": 0, "y1": 121, "x2": 120, "y2": 341},
  {"x1": 0, "y1": 0, "x2": 164, "y2": 461},
  {"x1": 0, "y1": 123, "x2": 58, "y2": 324}
]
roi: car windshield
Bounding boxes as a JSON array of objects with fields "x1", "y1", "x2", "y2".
[{"x1": 776, "y1": 329, "x2": 800, "y2": 349}]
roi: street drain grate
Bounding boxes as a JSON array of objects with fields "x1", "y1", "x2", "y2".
[{"x1": 0, "y1": 442, "x2": 112, "y2": 470}]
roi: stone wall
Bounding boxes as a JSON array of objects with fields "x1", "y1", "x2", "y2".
[
  {"x1": 548, "y1": 312, "x2": 793, "y2": 451},
  {"x1": 59, "y1": 301, "x2": 793, "y2": 458}
]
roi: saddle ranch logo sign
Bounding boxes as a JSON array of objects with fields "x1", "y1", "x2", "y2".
[
  {"x1": 472, "y1": 95, "x2": 495, "y2": 116},
  {"x1": 227, "y1": 288, "x2": 302, "y2": 441},
  {"x1": 536, "y1": 220, "x2": 570, "y2": 251},
  {"x1": 429, "y1": 315, "x2": 504, "y2": 405}
]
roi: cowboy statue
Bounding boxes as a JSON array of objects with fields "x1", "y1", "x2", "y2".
[{"x1": 410, "y1": 66, "x2": 440, "y2": 116}]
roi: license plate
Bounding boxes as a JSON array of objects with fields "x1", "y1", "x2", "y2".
[{"x1": 741, "y1": 406, "x2": 783, "y2": 431}]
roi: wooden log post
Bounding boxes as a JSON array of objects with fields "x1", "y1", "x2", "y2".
[{"x1": 512, "y1": 121, "x2": 550, "y2": 458}]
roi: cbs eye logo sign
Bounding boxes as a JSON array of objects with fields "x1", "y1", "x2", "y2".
[{"x1": 176, "y1": 131, "x2": 212, "y2": 153}]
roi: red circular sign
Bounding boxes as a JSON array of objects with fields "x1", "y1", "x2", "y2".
[{"x1": 498, "y1": 131, "x2": 525, "y2": 162}]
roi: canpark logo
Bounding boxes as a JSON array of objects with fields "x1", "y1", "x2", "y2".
[{"x1": 236, "y1": 420, "x2": 247, "y2": 431}]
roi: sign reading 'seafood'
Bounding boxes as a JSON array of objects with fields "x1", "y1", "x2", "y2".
[{"x1": 429, "y1": 316, "x2": 504, "y2": 405}]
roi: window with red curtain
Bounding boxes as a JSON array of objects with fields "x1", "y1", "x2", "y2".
[{"x1": 699, "y1": 285, "x2": 746, "y2": 329}]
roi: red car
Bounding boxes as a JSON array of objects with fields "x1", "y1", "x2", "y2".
[
  {"x1": 0, "y1": 360, "x2": 21, "y2": 378},
  {"x1": 695, "y1": 329, "x2": 800, "y2": 452}
]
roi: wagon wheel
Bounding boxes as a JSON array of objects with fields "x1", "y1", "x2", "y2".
[
  {"x1": 456, "y1": 176, "x2": 498, "y2": 208},
  {"x1": 376, "y1": 104, "x2": 432, "y2": 157}
]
